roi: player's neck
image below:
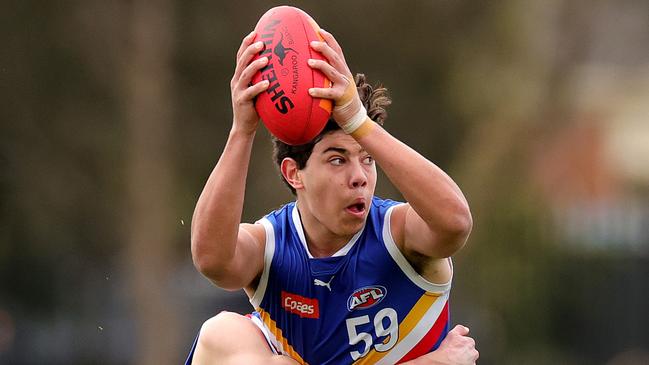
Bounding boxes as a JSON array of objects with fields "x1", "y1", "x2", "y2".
[
  {"x1": 306, "y1": 233, "x2": 351, "y2": 258},
  {"x1": 297, "y1": 204, "x2": 355, "y2": 258}
]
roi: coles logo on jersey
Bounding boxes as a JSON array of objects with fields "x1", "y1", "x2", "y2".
[
  {"x1": 281, "y1": 291, "x2": 319, "y2": 319},
  {"x1": 347, "y1": 285, "x2": 387, "y2": 311}
]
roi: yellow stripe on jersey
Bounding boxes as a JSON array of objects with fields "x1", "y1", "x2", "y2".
[
  {"x1": 353, "y1": 292, "x2": 441, "y2": 365},
  {"x1": 257, "y1": 309, "x2": 308, "y2": 365}
]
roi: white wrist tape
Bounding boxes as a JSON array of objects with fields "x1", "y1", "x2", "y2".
[{"x1": 341, "y1": 105, "x2": 368, "y2": 134}]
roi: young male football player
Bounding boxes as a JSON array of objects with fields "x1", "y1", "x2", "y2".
[{"x1": 186, "y1": 29, "x2": 479, "y2": 365}]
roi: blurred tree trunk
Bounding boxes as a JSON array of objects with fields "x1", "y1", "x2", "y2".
[{"x1": 124, "y1": 0, "x2": 180, "y2": 363}]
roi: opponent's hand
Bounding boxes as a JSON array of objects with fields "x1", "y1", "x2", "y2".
[
  {"x1": 427, "y1": 325, "x2": 479, "y2": 365},
  {"x1": 401, "y1": 325, "x2": 478, "y2": 365},
  {"x1": 307, "y1": 29, "x2": 365, "y2": 133},
  {"x1": 230, "y1": 30, "x2": 270, "y2": 135}
]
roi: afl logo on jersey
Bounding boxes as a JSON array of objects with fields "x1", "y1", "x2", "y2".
[{"x1": 347, "y1": 285, "x2": 387, "y2": 311}]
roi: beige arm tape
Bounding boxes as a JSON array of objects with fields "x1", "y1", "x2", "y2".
[{"x1": 350, "y1": 116, "x2": 375, "y2": 139}]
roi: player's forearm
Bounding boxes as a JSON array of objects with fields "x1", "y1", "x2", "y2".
[
  {"x1": 191, "y1": 127, "x2": 256, "y2": 277},
  {"x1": 358, "y1": 124, "x2": 471, "y2": 239}
]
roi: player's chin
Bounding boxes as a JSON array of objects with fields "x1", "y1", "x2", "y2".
[
  {"x1": 337, "y1": 224, "x2": 364, "y2": 237},
  {"x1": 340, "y1": 212, "x2": 367, "y2": 232}
]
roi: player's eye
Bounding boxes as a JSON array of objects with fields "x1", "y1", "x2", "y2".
[
  {"x1": 329, "y1": 157, "x2": 344, "y2": 166},
  {"x1": 362, "y1": 156, "x2": 374, "y2": 165}
]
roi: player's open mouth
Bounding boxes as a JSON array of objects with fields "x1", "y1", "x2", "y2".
[{"x1": 345, "y1": 202, "x2": 366, "y2": 217}]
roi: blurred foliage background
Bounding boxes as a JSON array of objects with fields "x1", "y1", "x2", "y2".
[{"x1": 1, "y1": 0, "x2": 648, "y2": 364}]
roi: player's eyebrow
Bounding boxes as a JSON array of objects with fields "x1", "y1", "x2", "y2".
[
  {"x1": 322, "y1": 146, "x2": 348, "y2": 155},
  {"x1": 322, "y1": 146, "x2": 366, "y2": 155}
]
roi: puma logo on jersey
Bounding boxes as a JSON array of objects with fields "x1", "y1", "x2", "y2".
[{"x1": 313, "y1": 276, "x2": 334, "y2": 291}]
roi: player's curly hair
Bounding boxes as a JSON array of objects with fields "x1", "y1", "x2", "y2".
[{"x1": 272, "y1": 73, "x2": 391, "y2": 194}]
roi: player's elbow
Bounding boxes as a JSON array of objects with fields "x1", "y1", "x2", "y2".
[
  {"x1": 435, "y1": 204, "x2": 473, "y2": 255},
  {"x1": 191, "y1": 236, "x2": 233, "y2": 287},
  {"x1": 192, "y1": 242, "x2": 219, "y2": 279},
  {"x1": 192, "y1": 237, "x2": 250, "y2": 291},
  {"x1": 192, "y1": 251, "x2": 244, "y2": 291},
  {"x1": 446, "y1": 204, "x2": 473, "y2": 239},
  {"x1": 191, "y1": 247, "x2": 217, "y2": 277}
]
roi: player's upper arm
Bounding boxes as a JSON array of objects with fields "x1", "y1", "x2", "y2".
[
  {"x1": 194, "y1": 222, "x2": 266, "y2": 291},
  {"x1": 390, "y1": 203, "x2": 470, "y2": 284},
  {"x1": 391, "y1": 203, "x2": 471, "y2": 260}
]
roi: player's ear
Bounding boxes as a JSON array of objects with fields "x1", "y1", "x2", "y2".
[{"x1": 281, "y1": 158, "x2": 304, "y2": 190}]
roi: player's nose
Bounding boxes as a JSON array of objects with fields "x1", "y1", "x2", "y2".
[{"x1": 349, "y1": 162, "x2": 368, "y2": 189}]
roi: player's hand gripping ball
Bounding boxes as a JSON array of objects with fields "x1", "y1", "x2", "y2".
[{"x1": 251, "y1": 6, "x2": 332, "y2": 145}]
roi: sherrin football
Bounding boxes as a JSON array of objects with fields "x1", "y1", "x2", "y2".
[{"x1": 252, "y1": 6, "x2": 332, "y2": 145}]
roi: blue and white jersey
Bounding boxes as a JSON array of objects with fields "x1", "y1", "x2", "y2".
[{"x1": 250, "y1": 197, "x2": 452, "y2": 364}]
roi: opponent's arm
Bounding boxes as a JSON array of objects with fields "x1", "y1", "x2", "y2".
[
  {"x1": 308, "y1": 30, "x2": 472, "y2": 261},
  {"x1": 191, "y1": 31, "x2": 270, "y2": 290}
]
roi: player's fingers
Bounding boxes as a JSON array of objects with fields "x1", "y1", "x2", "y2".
[
  {"x1": 450, "y1": 324, "x2": 470, "y2": 336},
  {"x1": 307, "y1": 59, "x2": 348, "y2": 86},
  {"x1": 310, "y1": 41, "x2": 348, "y2": 73},
  {"x1": 236, "y1": 56, "x2": 269, "y2": 90},
  {"x1": 308, "y1": 86, "x2": 342, "y2": 100},
  {"x1": 239, "y1": 79, "x2": 270, "y2": 102},
  {"x1": 233, "y1": 41, "x2": 265, "y2": 83},
  {"x1": 236, "y1": 30, "x2": 257, "y2": 61},
  {"x1": 465, "y1": 336, "x2": 476, "y2": 348},
  {"x1": 318, "y1": 29, "x2": 345, "y2": 60}
]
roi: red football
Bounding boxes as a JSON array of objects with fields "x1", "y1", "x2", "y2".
[{"x1": 251, "y1": 6, "x2": 332, "y2": 145}]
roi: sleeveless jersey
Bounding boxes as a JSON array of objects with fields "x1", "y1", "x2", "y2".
[{"x1": 250, "y1": 197, "x2": 452, "y2": 365}]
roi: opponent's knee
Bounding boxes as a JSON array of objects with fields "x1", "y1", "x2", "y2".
[{"x1": 197, "y1": 311, "x2": 246, "y2": 352}]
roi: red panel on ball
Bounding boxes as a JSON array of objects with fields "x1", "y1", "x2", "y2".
[{"x1": 252, "y1": 6, "x2": 332, "y2": 145}]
